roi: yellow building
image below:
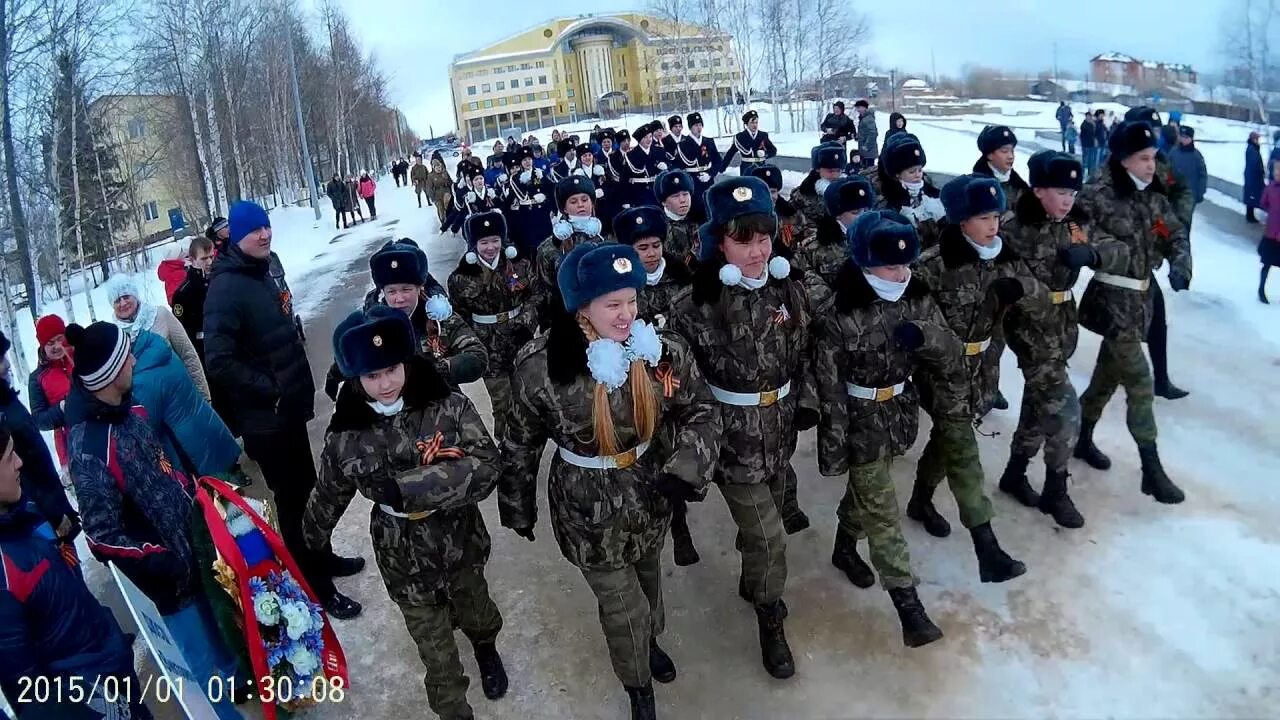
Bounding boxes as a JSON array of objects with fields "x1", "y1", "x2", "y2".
[{"x1": 449, "y1": 13, "x2": 741, "y2": 141}]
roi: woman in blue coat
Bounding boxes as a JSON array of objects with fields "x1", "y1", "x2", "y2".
[
  {"x1": 130, "y1": 329, "x2": 241, "y2": 478},
  {"x1": 1245, "y1": 131, "x2": 1266, "y2": 223}
]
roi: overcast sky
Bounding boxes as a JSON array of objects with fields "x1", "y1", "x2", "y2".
[{"x1": 313, "y1": 0, "x2": 1234, "y2": 136}]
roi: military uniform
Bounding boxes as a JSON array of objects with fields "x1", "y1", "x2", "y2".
[
  {"x1": 721, "y1": 127, "x2": 778, "y2": 171},
  {"x1": 972, "y1": 156, "x2": 1030, "y2": 208},
  {"x1": 663, "y1": 211, "x2": 700, "y2": 265},
  {"x1": 619, "y1": 139, "x2": 667, "y2": 208},
  {"x1": 304, "y1": 355, "x2": 504, "y2": 720},
  {"x1": 532, "y1": 229, "x2": 603, "y2": 330},
  {"x1": 504, "y1": 160, "x2": 553, "y2": 257},
  {"x1": 868, "y1": 167, "x2": 947, "y2": 249}
]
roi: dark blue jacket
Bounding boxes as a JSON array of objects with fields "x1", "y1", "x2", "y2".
[
  {"x1": 1168, "y1": 143, "x2": 1208, "y2": 204},
  {"x1": 1079, "y1": 118, "x2": 1097, "y2": 149},
  {"x1": 1055, "y1": 104, "x2": 1073, "y2": 127},
  {"x1": 1245, "y1": 142, "x2": 1266, "y2": 205},
  {"x1": 0, "y1": 499, "x2": 134, "y2": 705},
  {"x1": 0, "y1": 380, "x2": 74, "y2": 527}
]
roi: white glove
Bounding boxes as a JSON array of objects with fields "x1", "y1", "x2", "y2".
[
  {"x1": 698, "y1": 172, "x2": 711, "y2": 182},
  {"x1": 519, "y1": 170, "x2": 532, "y2": 184},
  {"x1": 533, "y1": 192, "x2": 546, "y2": 204},
  {"x1": 498, "y1": 173, "x2": 508, "y2": 183},
  {"x1": 465, "y1": 191, "x2": 477, "y2": 203},
  {"x1": 595, "y1": 187, "x2": 604, "y2": 198},
  {"x1": 593, "y1": 165, "x2": 605, "y2": 176},
  {"x1": 756, "y1": 149, "x2": 766, "y2": 158},
  {"x1": 486, "y1": 188, "x2": 495, "y2": 198},
  {"x1": 657, "y1": 162, "x2": 668, "y2": 170},
  {"x1": 919, "y1": 196, "x2": 946, "y2": 221}
]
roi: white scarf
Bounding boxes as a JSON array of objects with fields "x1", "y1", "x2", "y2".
[
  {"x1": 478, "y1": 253, "x2": 500, "y2": 271},
  {"x1": 664, "y1": 207, "x2": 687, "y2": 222},
  {"x1": 367, "y1": 397, "x2": 404, "y2": 416},
  {"x1": 864, "y1": 270, "x2": 911, "y2": 302},
  {"x1": 738, "y1": 269, "x2": 769, "y2": 291},
  {"x1": 1128, "y1": 171, "x2": 1151, "y2": 191},
  {"x1": 902, "y1": 179, "x2": 925, "y2": 197},
  {"x1": 646, "y1": 257, "x2": 667, "y2": 286},
  {"x1": 690, "y1": 133, "x2": 703, "y2": 144},
  {"x1": 965, "y1": 233, "x2": 1003, "y2": 261},
  {"x1": 989, "y1": 163, "x2": 1011, "y2": 182},
  {"x1": 114, "y1": 303, "x2": 159, "y2": 341}
]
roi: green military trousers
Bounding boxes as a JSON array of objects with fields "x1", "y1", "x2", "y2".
[
  {"x1": 1078, "y1": 338, "x2": 1157, "y2": 445},
  {"x1": 767, "y1": 433, "x2": 807, "y2": 527},
  {"x1": 1011, "y1": 361, "x2": 1082, "y2": 471},
  {"x1": 837, "y1": 455, "x2": 916, "y2": 590},
  {"x1": 580, "y1": 543, "x2": 666, "y2": 688},
  {"x1": 483, "y1": 374, "x2": 513, "y2": 442},
  {"x1": 720, "y1": 482, "x2": 788, "y2": 605},
  {"x1": 912, "y1": 414, "x2": 997, "y2": 529}
]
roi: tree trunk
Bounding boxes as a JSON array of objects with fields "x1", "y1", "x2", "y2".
[
  {"x1": 216, "y1": 34, "x2": 248, "y2": 200},
  {"x1": 49, "y1": 102, "x2": 74, "y2": 321},
  {"x1": 94, "y1": 146, "x2": 122, "y2": 273},
  {"x1": 204, "y1": 76, "x2": 228, "y2": 217},
  {"x1": 0, "y1": 234, "x2": 28, "y2": 379},
  {"x1": 68, "y1": 73, "x2": 97, "y2": 321},
  {"x1": 0, "y1": 1, "x2": 41, "y2": 320}
]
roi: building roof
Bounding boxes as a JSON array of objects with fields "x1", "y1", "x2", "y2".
[
  {"x1": 451, "y1": 12, "x2": 722, "y2": 67},
  {"x1": 902, "y1": 78, "x2": 929, "y2": 89},
  {"x1": 1091, "y1": 52, "x2": 1194, "y2": 74}
]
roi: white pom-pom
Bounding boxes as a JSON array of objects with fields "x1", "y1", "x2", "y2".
[
  {"x1": 466, "y1": 191, "x2": 477, "y2": 203},
  {"x1": 626, "y1": 320, "x2": 662, "y2": 366},
  {"x1": 768, "y1": 256, "x2": 791, "y2": 279},
  {"x1": 719, "y1": 263, "x2": 743, "y2": 286},
  {"x1": 698, "y1": 172, "x2": 711, "y2": 182},
  {"x1": 498, "y1": 173, "x2": 508, "y2": 183},
  {"x1": 465, "y1": 251, "x2": 478, "y2": 264},
  {"x1": 594, "y1": 187, "x2": 604, "y2": 198},
  {"x1": 425, "y1": 294, "x2": 453, "y2": 321},
  {"x1": 534, "y1": 192, "x2": 546, "y2": 204},
  {"x1": 586, "y1": 338, "x2": 629, "y2": 391},
  {"x1": 504, "y1": 245, "x2": 517, "y2": 259}
]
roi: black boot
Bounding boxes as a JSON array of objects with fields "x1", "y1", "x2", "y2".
[
  {"x1": 472, "y1": 640, "x2": 508, "y2": 700},
  {"x1": 323, "y1": 591, "x2": 362, "y2": 620},
  {"x1": 754, "y1": 601, "x2": 795, "y2": 679},
  {"x1": 1246, "y1": 206, "x2": 1260, "y2": 223},
  {"x1": 1261, "y1": 266, "x2": 1271, "y2": 304},
  {"x1": 998, "y1": 453, "x2": 1041, "y2": 507},
  {"x1": 887, "y1": 587, "x2": 944, "y2": 648},
  {"x1": 1153, "y1": 380, "x2": 1189, "y2": 400},
  {"x1": 969, "y1": 523, "x2": 1026, "y2": 583},
  {"x1": 328, "y1": 554, "x2": 366, "y2": 577},
  {"x1": 625, "y1": 683, "x2": 657, "y2": 720},
  {"x1": 830, "y1": 531, "x2": 876, "y2": 588},
  {"x1": 1037, "y1": 469, "x2": 1084, "y2": 528},
  {"x1": 1073, "y1": 420, "x2": 1112, "y2": 470},
  {"x1": 669, "y1": 507, "x2": 700, "y2": 567},
  {"x1": 1138, "y1": 443, "x2": 1185, "y2": 504},
  {"x1": 991, "y1": 389, "x2": 1010, "y2": 410},
  {"x1": 649, "y1": 639, "x2": 676, "y2": 683},
  {"x1": 781, "y1": 509, "x2": 811, "y2": 534},
  {"x1": 905, "y1": 494, "x2": 952, "y2": 538}
]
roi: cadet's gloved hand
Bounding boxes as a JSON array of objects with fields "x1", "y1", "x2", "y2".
[
  {"x1": 893, "y1": 322, "x2": 925, "y2": 351},
  {"x1": 381, "y1": 475, "x2": 405, "y2": 512},
  {"x1": 991, "y1": 277, "x2": 1025, "y2": 306},
  {"x1": 1057, "y1": 244, "x2": 1099, "y2": 270},
  {"x1": 324, "y1": 372, "x2": 341, "y2": 401},
  {"x1": 793, "y1": 406, "x2": 819, "y2": 432},
  {"x1": 512, "y1": 526, "x2": 536, "y2": 542},
  {"x1": 1168, "y1": 268, "x2": 1191, "y2": 291},
  {"x1": 651, "y1": 473, "x2": 701, "y2": 503}
]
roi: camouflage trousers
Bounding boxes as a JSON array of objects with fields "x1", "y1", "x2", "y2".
[
  {"x1": 1011, "y1": 361, "x2": 1082, "y2": 472},
  {"x1": 719, "y1": 481, "x2": 788, "y2": 605},
  {"x1": 838, "y1": 455, "x2": 916, "y2": 590},
  {"x1": 392, "y1": 565, "x2": 504, "y2": 720},
  {"x1": 1079, "y1": 338, "x2": 1157, "y2": 444},
  {"x1": 769, "y1": 432, "x2": 807, "y2": 526},
  {"x1": 580, "y1": 543, "x2": 666, "y2": 688},
  {"x1": 483, "y1": 374, "x2": 513, "y2": 443},
  {"x1": 912, "y1": 414, "x2": 996, "y2": 529}
]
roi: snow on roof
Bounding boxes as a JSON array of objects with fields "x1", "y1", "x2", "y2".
[
  {"x1": 1094, "y1": 52, "x2": 1136, "y2": 63},
  {"x1": 902, "y1": 79, "x2": 929, "y2": 89}
]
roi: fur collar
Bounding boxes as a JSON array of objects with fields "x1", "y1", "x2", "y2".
[
  {"x1": 689, "y1": 257, "x2": 803, "y2": 306},
  {"x1": 775, "y1": 196, "x2": 798, "y2": 219},
  {"x1": 815, "y1": 214, "x2": 846, "y2": 246},
  {"x1": 876, "y1": 165, "x2": 939, "y2": 209},
  {"x1": 796, "y1": 170, "x2": 820, "y2": 196},
  {"x1": 971, "y1": 156, "x2": 1030, "y2": 191},
  {"x1": 656, "y1": 252, "x2": 694, "y2": 284},
  {"x1": 326, "y1": 354, "x2": 453, "y2": 433},
  {"x1": 1107, "y1": 156, "x2": 1167, "y2": 199},
  {"x1": 833, "y1": 262, "x2": 930, "y2": 312},
  {"x1": 937, "y1": 223, "x2": 1019, "y2": 269},
  {"x1": 1013, "y1": 190, "x2": 1090, "y2": 225}
]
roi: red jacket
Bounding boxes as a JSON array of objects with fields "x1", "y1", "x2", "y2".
[
  {"x1": 157, "y1": 258, "x2": 187, "y2": 304},
  {"x1": 28, "y1": 352, "x2": 74, "y2": 467},
  {"x1": 358, "y1": 177, "x2": 376, "y2": 198}
]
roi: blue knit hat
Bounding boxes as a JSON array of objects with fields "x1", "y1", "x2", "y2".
[
  {"x1": 558, "y1": 241, "x2": 646, "y2": 311},
  {"x1": 743, "y1": 163, "x2": 783, "y2": 191},
  {"x1": 655, "y1": 170, "x2": 694, "y2": 202},
  {"x1": 613, "y1": 206, "x2": 667, "y2": 245},
  {"x1": 1108, "y1": 121, "x2": 1157, "y2": 159},
  {"x1": 697, "y1": 176, "x2": 776, "y2": 262},
  {"x1": 332, "y1": 305, "x2": 416, "y2": 378},
  {"x1": 370, "y1": 242, "x2": 423, "y2": 288},
  {"x1": 228, "y1": 200, "x2": 270, "y2": 245},
  {"x1": 823, "y1": 175, "x2": 876, "y2": 216},
  {"x1": 977, "y1": 125, "x2": 1018, "y2": 155},
  {"x1": 811, "y1": 142, "x2": 846, "y2": 171},
  {"x1": 940, "y1": 174, "x2": 1007, "y2": 224},
  {"x1": 847, "y1": 210, "x2": 920, "y2": 268},
  {"x1": 880, "y1": 133, "x2": 927, "y2": 177},
  {"x1": 1027, "y1": 150, "x2": 1083, "y2": 191}
]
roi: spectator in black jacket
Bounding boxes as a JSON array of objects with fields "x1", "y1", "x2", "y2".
[
  {"x1": 204, "y1": 200, "x2": 364, "y2": 619},
  {"x1": 1080, "y1": 112, "x2": 1099, "y2": 180},
  {"x1": 170, "y1": 234, "x2": 214, "y2": 367},
  {"x1": 820, "y1": 101, "x2": 857, "y2": 145},
  {"x1": 1169, "y1": 126, "x2": 1208, "y2": 214}
]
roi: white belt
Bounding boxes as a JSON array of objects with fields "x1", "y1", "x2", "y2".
[
  {"x1": 378, "y1": 504, "x2": 432, "y2": 521},
  {"x1": 963, "y1": 338, "x2": 992, "y2": 357},
  {"x1": 557, "y1": 441, "x2": 650, "y2": 470},
  {"x1": 1093, "y1": 273, "x2": 1149, "y2": 291},
  {"x1": 690, "y1": 164, "x2": 712, "y2": 173},
  {"x1": 514, "y1": 199, "x2": 538, "y2": 206},
  {"x1": 1049, "y1": 289, "x2": 1074, "y2": 305},
  {"x1": 846, "y1": 381, "x2": 906, "y2": 402},
  {"x1": 708, "y1": 381, "x2": 791, "y2": 407},
  {"x1": 472, "y1": 305, "x2": 522, "y2": 325},
  {"x1": 739, "y1": 156, "x2": 765, "y2": 163},
  {"x1": 195, "y1": 331, "x2": 204, "y2": 339},
  {"x1": 629, "y1": 177, "x2": 656, "y2": 184}
]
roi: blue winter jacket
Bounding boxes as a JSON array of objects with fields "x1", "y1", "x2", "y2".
[
  {"x1": 0, "y1": 380, "x2": 74, "y2": 527},
  {"x1": 0, "y1": 499, "x2": 135, "y2": 706},
  {"x1": 1169, "y1": 143, "x2": 1208, "y2": 204},
  {"x1": 1245, "y1": 142, "x2": 1266, "y2": 205},
  {"x1": 130, "y1": 329, "x2": 240, "y2": 477}
]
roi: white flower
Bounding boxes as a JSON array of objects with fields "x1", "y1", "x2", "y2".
[
  {"x1": 254, "y1": 591, "x2": 282, "y2": 626},
  {"x1": 425, "y1": 294, "x2": 452, "y2": 321},
  {"x1": 282, "y1": 600, "x2": 313, "y2": 640},
  {"x1": 594, "y1": 187, "x2": 604, "y2": 198},
  {"x1": 626, "y1": 321, "x2": 661, "y2": 366},
  {"x1": 592, "y1": 165, "x2": 604, "y2": 176},
  {"x1": 466, "y1": 191, "x2": 477, "y2": 203},
  {"x1": 286, "y1": 645, "x2": 321, "y2": 677},
  {"x1": 586, "y1": 338, "x2": 629, "y2": 391}
]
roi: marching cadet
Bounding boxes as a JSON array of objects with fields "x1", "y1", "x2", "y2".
[
  {"x1": 789, "y1": 142, "x2": 848, "y2": 242},
  {"x1": 304, "y1": 305, "x2": 508, "y2": 720},
  {"x1": 1072, "y1": 121, "x2": 1191, "y2": 504},
  {"x1": 505, "y1": 145, "x2": 553, "y2": 257},
  {"x1": 661, "y1": 114, "x2": 684, "y2": 158},
  {"x1": 677, "y1": 112, "x2": 723, "y2": 215},
  {"x1": 533, "y1": 175, "x2": 607, "y2": 330},
  {"x1": 445, "y1": 166, "x2": 500, "y2": 236},
  {"x1": 655, "y1": 169, "x2": 701, "y2": 263},
  {"x1": 620, "y1": 122, "x2": 669, "y2": 209},
  {"x1": 448, "y1": 211, "x2": 537, "y2": 444},
  {"x1": 743, "y1": 163, "x2": 804, "y2": 261},
  {"x1": 797, "y1": 174, "x2": 877, "y2": 298},
  {"x1": 902, "y1": 174, "x2": 1028, "y2": 584},
  {"x1": 972, "y1": 125, "x2": 1030, "y2": 207},
  {"x1": 325, "y1": 240, "x2": 487, "y2": 399},
  {"x1": 499, "y1": 241, "x2": 720, "y2": 720},
  {"x1": 720, "y1": 109, "x2": 777, "y2": 173},
  {"x1": 550, "y1": 140, "x2": 578, "y2": 182},
  {"x1": 597, "y1": 129, "x2": 623, "y2": 237},
  {"x1": 570, "y1": 142, "x2": 608, "y2": 190},
  {"x1": 669, "y1": 176, "x2": 817, "y2": 680},
  {"x1": 870, "y1": 132, "x2": 948, "y2": 249},
  {"x1": 1001, "y1": 150, "x2": 1124, "y2": 528},
  {"x1": 812, "y1": 210, "x2": 958, "y2": 646}
]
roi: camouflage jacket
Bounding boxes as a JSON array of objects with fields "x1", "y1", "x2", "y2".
[
  {"x1": 499, "y1": 316, "x2": 720, "y2": 570},
  {"x1": 814, "y1": 266, "x2": 965, "y2": 473},
  {"x1": 796, "y1": 214, "x2": 850, "y2": 290},
  {"x1": 668, "y1": 262, "x2": 818, "y2": 485},
  {"x1": 776, "y1": 196, "x2": 805, "y2": 264},
  {"x1": 447, "y1": 255, "x2": 538, "y2": 376},
  {"x1": 1157, "y1": 152, "x2": 1195, "y2": 228},
  {"x1": 790, "y1": 173, "x2": 828, "y2": 247},
  {"x1": 914, "y1": 224, "x2": 1056, "y2": 417},
  {"x1": 1076, "y1": 165, "x2": 1191, "y2": 342},
  {"x1": 971, "y1": 156, "x2": 1030, "y2": 209},
  {"x1": 425, "y1": 168, "x2": 454, "y2": 198},
  {"x1": 867, "y1": 166, "x2": 946, "y2": 250},
  {"x1": 1001, "y1": 192, "x2": 1126, "y2": 361},
  {"x1": 533, "y1": 230, "x2": 602, "y2": 331},
  {"x1": 664, "y1": 213, "x2": 701, "y2": 266},
  {"x1": 637, "y1": 254, "x2": 694, "y2": 329},
  {"x1": 304, "y1": 356, "x2": 500, "y2": 603}
]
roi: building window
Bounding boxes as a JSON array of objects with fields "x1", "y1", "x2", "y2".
[
  {"x1": 566, "y1": 88, "x2": 575, "y2": 98},
  {"x1": 524, "y1": 77, "x2": 533, "y2": 87},
  {"x1": 483, "y1": 99, "x2": 493, "y2": 108},
  {"x1": 499, "y1": 97, "x2": 507, "y2": 106},
  {"x1": 526, "y1": 93, "x2": 535, "y2": 102},
  {"x1": 541, "y1": 91, "x2": 549, "y2": 99},
  {"x1": 554, "y1": 73, "x2": 559, "y2": 82},
  {"x1": 496, "y1": 81, "x2": 505, "y2": 90},
  {"x1": 661, "y1": 62, "x2": 669, "y2": 71},
  {"x1": 536, "y1": 61, "x2": 545, "y2": 68},
  {"x1": 539, "y1": 75, "x2": 547, "y2": 84},
  {"x1": 521, "y1": 62, "x2": 532, "y2": 70},
  {"x1": 569, "y1": 102, "x2": 576, "y2": 113},
  {"x1": 482, "y1": 83, "x2": 490, "y2": 92},
  {"x1": 508, "y1": 64, "x2": 517, "y2": 72},
  {"x1": 467, "y1": 86, "x2": 477, "y2": 96},
  {"x1": 621, "y1": 83, "x2": 628, "y2": 91},
  {"x1": 469, "y1": 101, "x2": 479, "y2": 110},
  {"x1": 713, "y1": 58, "x2": 722, "y2": 67},
  {"x1": 143, "y1": 201, "x2": 159, "y2": 221},
  {"x1": 127, "y1": 118, "x2": 145, "y2": 138}
]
